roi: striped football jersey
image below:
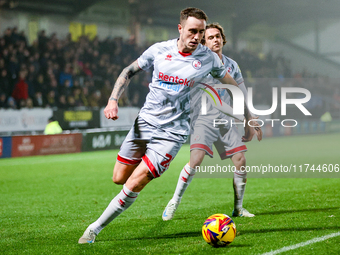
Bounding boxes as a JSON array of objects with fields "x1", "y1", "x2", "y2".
[
  {"x1": 137, "y1": 38, "x2": 227, "y2": 135},
  {"x1": 190, "y1": 54, "x2": 244, "y2": 125}
]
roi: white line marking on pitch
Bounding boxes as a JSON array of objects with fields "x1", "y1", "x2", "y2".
[{"x1": 262, "y1": 231, "x2": 340, "y2": 255}]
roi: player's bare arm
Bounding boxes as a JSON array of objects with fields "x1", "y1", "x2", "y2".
[
  {"x1": 109, "y1": 60, "x2": 141, "y2": 101},
  {"x1": 219, "y1": 74, "x2": 255, "y2": 142},
  {"x1": 104, "y1": 60, "x2": 142, "y2": 120},
  {"x1": 217, "y1": 73, "x2": 251, "y2": 118},
  {"x1": 218, "y1": 74, "x2": 251, "y2": 120},
  {"x1": 218, "y1": 72, "x2": 238, "y2": 86},
  {"x1": 251, "y1": 116, "x2": 263, "y2": 141},
  {"x1": 238, "y1": 81, "x2": 263, "y2": 141}
]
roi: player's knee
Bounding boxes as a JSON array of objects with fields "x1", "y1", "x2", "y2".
[{"x1": 112, "y1": 175, "x2": 125, "y2": 185}]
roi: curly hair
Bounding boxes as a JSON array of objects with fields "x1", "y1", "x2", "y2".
[{"x1": 201, "y1": 22, "x2": 227, "y2": 46}]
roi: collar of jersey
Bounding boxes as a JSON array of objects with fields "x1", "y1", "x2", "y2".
[
  {"x1": 175, "y1": 38, "x2": 199, "y2": 57},
  {"x1": 178, "y1": 51, "x2": 192, "y2": 57}
]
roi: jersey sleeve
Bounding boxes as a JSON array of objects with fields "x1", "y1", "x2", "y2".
[
  {"x1": 234, "y1": 62, "x2": 244, "y2": 84},
  {"x1": 209, "y1": 52, "x2": 227, "y2": 79},
  {"x1": 137, "y1": 43, "x2": 158, "y2": 70}
]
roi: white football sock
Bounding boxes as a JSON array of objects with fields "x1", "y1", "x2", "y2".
[
  {"x1": 90, "y1": 184, "x2": 139, "y2": 235},
  {"x1": 172, "y1": 164, "x2": 196, "y2": 203},
  {"x1": 233, "y1": 170, "x2": 247, "y2": 210}
]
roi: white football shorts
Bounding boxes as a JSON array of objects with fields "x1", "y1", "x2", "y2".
[
  {"x1": 117, "y1": 116, "x2": 187, "y2": 178},
  {"x1": 190, "y1": 117, "x2": 247, "y2": 159}
]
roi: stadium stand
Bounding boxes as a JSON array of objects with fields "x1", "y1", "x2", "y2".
[
  {"x1": 0, "y1": 27, "x2": 150, "y2": 110},
  {"x1": 0, "y1": 27, "x2": 338, "y2": 119}
]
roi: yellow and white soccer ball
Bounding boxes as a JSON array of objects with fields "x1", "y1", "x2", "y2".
[{"x1": 202, "y1": 213, "x2": 236, "y2": 247}]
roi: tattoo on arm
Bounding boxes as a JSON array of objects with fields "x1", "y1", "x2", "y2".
[{"x1": 109, "y1": 60, "x2": 142, "y2": 101}]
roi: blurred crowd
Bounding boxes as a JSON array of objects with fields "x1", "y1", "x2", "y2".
[
  {"x1": 0, "y1": 27, "x2": 339, "y2": 119},
  {"x1": 0, "y1": 27, "x2": 150, "y2": 110}
]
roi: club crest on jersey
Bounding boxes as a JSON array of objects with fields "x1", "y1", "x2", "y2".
[
  {"x1": 192, "y1": 59, "x2": 202, "y2": 70},
  {"x1": 227, "y1": 67, "x2": 232, "y2": 73},
  {"x1": 165, "y1": 54, "x2": 172, "y2": 61}
]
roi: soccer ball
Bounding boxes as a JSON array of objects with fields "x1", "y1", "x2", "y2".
[{"x1": 202, "y1": 214, "x2": 236, "y2": 247}]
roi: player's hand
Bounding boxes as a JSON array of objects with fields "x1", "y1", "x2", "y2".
[
  {"x1": 104, "y1": 100, "x2": 119, "y2": 120},
  {"x1": 242, "y1": 120, "x2": 255, "y2": 142},
  {"x1": 250, "y1": 116, "x2": 263, "y2": 141}
]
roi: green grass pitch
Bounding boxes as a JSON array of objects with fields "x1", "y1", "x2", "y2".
[{"x1": 1, "y1": 133, "x2": 340, "y2": 254}]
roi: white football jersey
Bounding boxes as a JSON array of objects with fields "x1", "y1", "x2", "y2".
[
  {"x1": 137, "y1": 38, "x2": 227, "y2": 135},
  {"x1": 191, "y1": 54, "x2": 244, "y2": 124},
  {"x1": 209, "y1": 54, "x2": 243, "y2": 111}
]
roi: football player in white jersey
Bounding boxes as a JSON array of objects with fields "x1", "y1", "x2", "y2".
[
  {"x1": 162, "y1": 23, "x2": 262, "y2": 221},
  {"x1": 79, "y1": 8, "x2": 256, "y2": 244}
]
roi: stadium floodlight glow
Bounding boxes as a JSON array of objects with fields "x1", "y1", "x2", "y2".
[{"x1": 201, "y1": 85, "x2": 312, "y2": 116}]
